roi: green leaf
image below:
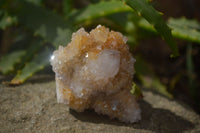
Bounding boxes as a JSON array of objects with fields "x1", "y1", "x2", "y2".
[
  {"x1": 169, "y1": 17, "x2": 200, "y2": 29},
  {"x1": 0, "y1": 30, "x2": 43, "y2": 75},
  {"x1": 134, "y1": 56, "x2": 173, "y2": 98},
  {"x1": 0, "y1": 11, "x2": 17, "y2": 30},
  {"x1": 139, "y1": 75, "x2": 173, "y2": 99},
  {"x1": 15, "y1": 39, "x2": 44, "y2": 70},
  {"x1": 138, "y1": 17, "x2": 200, "y2": 44},
  {"x1": 186, "y1": 43, "x2": 199, "y2": 97},
  {"x1": 26, "y1": 0, "x2": 43, "y2": 5},
  {"x1": 3, "y1": 0, "x2": 73, "y2": 48},
  {"x1": 63, "y1": 0, "x2": 73, "y2": 17},
  {"x1": 131, "y1": 82, "x2": 143, "y2": 99},
  {"x1": 52, "y1": 28, "x2": 72, "y2": 47},
  {"x1": 69, "y1": 1, "x2": 132, "y2": 24},
  {"x1": 168, "y1": 17, "x2": 200, "y2": 43},
  {"x1": 11, "y1": 47, "x2": 52, "y2": 84},
  {"x1": 90, "y1": 0, "x2": 100, "y2": 3},
  {"x1": 1, "y1": 0, "x2": 74, "y2": 83},
  {"x1": 138, "y1": 18, "x2": 157, "y2": 33},
  {"x1": 0, "y1": 38, "x2": 46, "y2": 84},
  {"x1": 0, "y1": 50, "x2": 26, "y2": 74},
  {"x1": 124, "y1": 0, "x2": 179, "y2": 57}
]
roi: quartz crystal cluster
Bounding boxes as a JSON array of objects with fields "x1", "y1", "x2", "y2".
[{"x1": 50, "y1": 25, "x2": 141, "y2": 123}]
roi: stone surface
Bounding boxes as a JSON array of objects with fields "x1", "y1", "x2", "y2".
[{"x1": 0, "y1": 75, "x2": 200, "y2": 133}]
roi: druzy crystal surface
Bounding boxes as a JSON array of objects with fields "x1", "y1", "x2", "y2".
[{"x1": 50, "y1": 25, "x2": 141, "y2": 123}]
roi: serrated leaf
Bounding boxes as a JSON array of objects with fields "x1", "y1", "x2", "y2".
[
  {"x1": 124, "y1": 0, "x2": 179, "y2": 57},
  {"x1": 1, "y1": 0, "x2": 74, "y2": 83},
  {"x1": 69, "y1": 1, "x2": 132, "y2": 24},
  {"x1": 10, "y1": 47, "x2": 52, "y2": 84},
  {"x1": 0, "y1": 50, "x2": 26, "y2": 74},
  {"x1": 168, "y1": 17, "x2": 200, "y2": 43},
  {"x1": 138, "y1": 17, "x2": 200, "y2": 44},
  {"x1": 169, "y1": 17, "x2": 200, "y2": 29},
  {"x1": 138, "y1": 18, "x2": 156, "y2": 33},
  {"x1": 3, "y1": 0, "x2": 73, "y2": 48}
]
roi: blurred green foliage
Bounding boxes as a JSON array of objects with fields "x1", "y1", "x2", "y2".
[{"x1": 0, "y1": 0, "x2": 200, "y2": 104}]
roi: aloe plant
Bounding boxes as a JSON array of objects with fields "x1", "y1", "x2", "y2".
[{"x1": 0, "y1": 0, "x2": 200, "y2": 101}]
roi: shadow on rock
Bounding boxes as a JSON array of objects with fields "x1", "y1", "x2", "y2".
[
  {"x1": 70, "y1": 109, "x2": 124, "y2": 126},
  {"x1": 133, "y1": 100, "x2": 194, "y2": 133},
  {"x1": 0, "y1": 75, "x2": 13, "y2": 84},
  {"x1": 26, "y1": 74, "x2": 55, "y2": 84},
  {"x1": 70, "y1": 100, "x2": 194, "y2": 133}
]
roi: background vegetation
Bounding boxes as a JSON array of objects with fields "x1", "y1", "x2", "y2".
[{"x1": 0, "y1": 0, "x2": 200, "y2": 113}]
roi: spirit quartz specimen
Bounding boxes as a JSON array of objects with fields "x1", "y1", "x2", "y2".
[{"x1": 50, "y1": 25, "x2": 141, "y2": 123}]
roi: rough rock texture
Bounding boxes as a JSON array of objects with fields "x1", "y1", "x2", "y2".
[
  {"x1": 0, "y1": 75, "x2": 200, "y2": 133},
  {"x1": 50, "y1": 25, "x2": 140, "y2": 123}
]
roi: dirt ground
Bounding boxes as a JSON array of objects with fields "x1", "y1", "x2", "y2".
[{"x1": 0, "y1": 75, "x2": 200, "y2": 133}]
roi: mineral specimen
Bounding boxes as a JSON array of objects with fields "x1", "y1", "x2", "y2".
[{"x1": 50, "y1": 25, "x2": 141, "y2": 123}]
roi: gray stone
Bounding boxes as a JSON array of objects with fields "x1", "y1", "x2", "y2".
[{"x1": 0, "y1": 75, "x2": 200, "y2": 133}]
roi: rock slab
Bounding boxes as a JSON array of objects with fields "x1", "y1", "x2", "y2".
[{"x1": 0, "y1": 75, "x2": 200, "y2": 133}]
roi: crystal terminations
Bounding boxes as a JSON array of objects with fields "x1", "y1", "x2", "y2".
[{"x1": 50, "y1": 25, "x2": 141, "y2": 123}]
